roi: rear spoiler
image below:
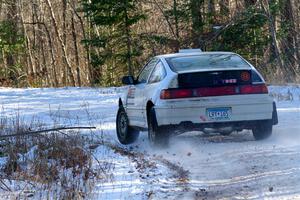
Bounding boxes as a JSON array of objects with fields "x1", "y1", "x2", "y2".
[{"x1": 177, "y1": 68, "x2": 252, "y2": 74}]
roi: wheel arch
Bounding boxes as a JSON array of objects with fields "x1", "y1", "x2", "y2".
[{"x1": 119, "y1": 98, "x2": 123, "y2": 107}]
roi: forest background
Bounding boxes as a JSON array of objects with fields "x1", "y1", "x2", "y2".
[{"x1": 0, "y1": 0, "x2": 299, "y2": 87}]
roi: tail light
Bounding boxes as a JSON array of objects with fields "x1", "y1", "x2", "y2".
[
  {"x1": 160, "y1": 84, "x2": 268, "y2": 100},
  {"x1": 240, "y1": 84, "x2": 268, "y2": 94},
  {"x1": 160, "y1": 89, "x2": 193, "y2": 99}
]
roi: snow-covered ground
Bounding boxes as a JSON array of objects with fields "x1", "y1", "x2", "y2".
[{"x1": 0, "y1": 85, "x2": 300, "y2": 199}]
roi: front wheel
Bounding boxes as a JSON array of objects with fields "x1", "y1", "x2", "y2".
[
  {"x1": 116, "y1": 107, "x2": 139, "y2": 145},
  {"x1": 252, "y1": 120, "x2": 273, "y2": 140},
  {"x1": 148, "y1": 107, "x2": 170, "y2": 147}
]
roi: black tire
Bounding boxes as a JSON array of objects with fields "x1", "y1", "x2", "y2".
[
  {"x1": 252, "y1": 120, "x2": 273, "y2": 140},
  {"x1": 116, "y1": 107, "x2": 139, "y2": 145},
  {"x1": 148, "y1": 107, "x2": 170, "y2": 147}
]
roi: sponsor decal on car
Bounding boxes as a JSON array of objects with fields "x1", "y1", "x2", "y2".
[{"x1": 127, "y1": 87, "x2": 136, "y2": 99}]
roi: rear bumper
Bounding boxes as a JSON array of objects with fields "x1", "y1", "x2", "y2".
[
  {"x1": 155, "y1": 103, "x2": 273, "y2": 126},
  {"x1": 159, "y1": 119, "x2": 271, "y2": 133}
]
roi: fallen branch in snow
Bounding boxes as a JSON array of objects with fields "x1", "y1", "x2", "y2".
[
  {"x1": 0, "y1": 126, "x2": 96, "y2": 139},
  {"x1": 0, "y1": 179, "x2": 12, "y2": 192}
]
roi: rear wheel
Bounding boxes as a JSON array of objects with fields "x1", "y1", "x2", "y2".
[
  {"x1": 116, "y1": 107, "x2": 139, "y2": 144},
  {"x1": 252, "y1": 120, "x2": 273, "y2": 140},
  {"x1": 148, "y1": 107, "x2": 170, "y2": 147}
]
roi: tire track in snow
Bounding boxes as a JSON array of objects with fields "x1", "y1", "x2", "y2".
[{"x1": 94, "y1": 141, "x2": 192, "y2": 199}]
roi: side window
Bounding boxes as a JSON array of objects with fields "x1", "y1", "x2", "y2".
[
  {"x1": 137, "y1": 59, "x2": 157, "y2": 83},
  {"x1": 252, "y1": 70, "x2": 263, "y2": 83},
  {"x1": 148, "y1": 62, "x2": 167, "y2": 84}
]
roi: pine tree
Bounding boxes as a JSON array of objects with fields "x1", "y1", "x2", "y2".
[
  {"x1": 0, "y1": 20, "x2": 25, "y2": 85},
  {"x1": 212, "y1": 4, "x2": 269, "y2": 68},
  {"x1": 82, "y1": 0, "x2": 145, "y2": 85}
]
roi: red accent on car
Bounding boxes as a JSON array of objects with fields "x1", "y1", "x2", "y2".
[
  {"x1": 241, "y1": 71, "x2": 251, "y2": 82},
  {"x1": 240, "y1": 84, "x2": 268, "y2": 94},
  {"x1": 160, "y1": 84, "x2": 268, "y2": 99},
  {"x1": 160, "y1": 89, "x2": 193, "y2": 99},
  {"x1": 200, "y1": 115, "x2": 207, "y2": 122},
  {"x1": 195, "y1": 86, "x2": 236, "y2": 97}
]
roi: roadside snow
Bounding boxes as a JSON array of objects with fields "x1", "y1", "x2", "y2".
[{"x1": 0, "y1": 85, "x2": 300, "y2": 199}]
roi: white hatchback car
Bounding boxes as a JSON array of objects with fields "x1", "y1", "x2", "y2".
[{"x1": 116, "y1": 50, "x2": 278, "y2": 146}]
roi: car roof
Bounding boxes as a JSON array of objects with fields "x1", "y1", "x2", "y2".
[
  {"x1": 156, "y1": 51, "x2": 236, "y2": 59},
  {"x1": 156, "y1": 51, "x2": 253, "y2": 74}
]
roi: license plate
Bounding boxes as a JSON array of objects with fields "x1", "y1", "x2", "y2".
[{"x1": 206, "y1": 108, "x2": 232, "y2": 121}]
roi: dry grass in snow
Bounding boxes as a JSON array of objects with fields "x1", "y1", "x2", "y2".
[{"x1": 0, "y1": 113, "x2": 113, "y2": 199}]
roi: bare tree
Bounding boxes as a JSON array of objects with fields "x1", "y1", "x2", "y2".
[{"x1": 45, "y1": 0, "x2": 76, "y2": 86}]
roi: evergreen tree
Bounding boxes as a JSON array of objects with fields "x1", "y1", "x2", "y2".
[
  {"x1": 82, "y1": 0, "x2": 145, "y2": 85},
  {"x1": 214, "y1": 6, "x2": 269, "y2": 64},
  {"x1": 0, "y1": 20, "x2": 25, "y2": 84}
]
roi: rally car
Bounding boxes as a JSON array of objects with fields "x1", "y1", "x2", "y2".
[{"x1": 116, "y1": 49, "x2": 278, "y2": 146}]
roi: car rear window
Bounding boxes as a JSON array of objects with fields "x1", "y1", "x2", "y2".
[{"x1": 166, "y1": 54, "x2": 251, "y2": 72}]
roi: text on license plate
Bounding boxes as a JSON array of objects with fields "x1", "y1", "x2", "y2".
[{"x1": 206, "y1": 108, "x2": 232, "y2": 121}]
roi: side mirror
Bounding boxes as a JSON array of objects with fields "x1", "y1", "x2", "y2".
[{"x1": 122, "y1": 76, "x2": 135, "y2": 85}]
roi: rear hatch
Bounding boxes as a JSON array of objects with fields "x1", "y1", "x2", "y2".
[
  {"x1": 161, "y1": 69, "x2": 268, "y2": 99},
  {"x1": 162, "y1": 53, "x2": 268, "y2": 99},
  {"x1": 178, "y1": 70, "x2": 252, "y2": 88},
  {"x1": 160, "y1": 54, "x2": 272, "y2": 122}
]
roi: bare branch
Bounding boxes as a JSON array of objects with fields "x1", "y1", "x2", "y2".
[{"x1": 0, "y1": 126, "x2": 96, "y2": 138}]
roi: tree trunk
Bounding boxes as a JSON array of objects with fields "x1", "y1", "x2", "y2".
[
  {"x1": 190, "y1": 0, "x2": 205, "y2": 49},
  {"x1": 45, "y1": 0, "x2": 76, "y2": 86},
  {"x1": 173, "y1": 0, "x2": 180, "y2": 51},
  {"x1": 71, "y1": 15, "x2": 81, "y2": 87},
  {"x1": 262, "y1": 0, "x2": 288, "y2": 80},
  {"x1": 124, "y1": 1, "x2": 133, "y2": 76},
  {"x1": 43, "y1": 23, "x2": 59, "y2": 87},
  {"x1": 62, "y1": 0, "x2": 68, "y2": 85},
  {"x1": 6, "y1": 0, "x2": 18, "y2": 82},
  {"x1": 19, "y1": 0, "x2": 35, "y2": 81},
  {"x1": 70, "y1": 0, "x2": 92, "y2": 85},
  {"x1": 281, "y1": 0, "x2": 299, "y2": 79}
]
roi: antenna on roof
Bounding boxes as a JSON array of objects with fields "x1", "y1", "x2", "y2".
[{"x1": 178, "y1": 49, "x2": 202, "y2": 53}]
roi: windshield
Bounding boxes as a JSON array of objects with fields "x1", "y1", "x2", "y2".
[{"x1": 166, "y1": 54, "x2": 251, "y2": 72}]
